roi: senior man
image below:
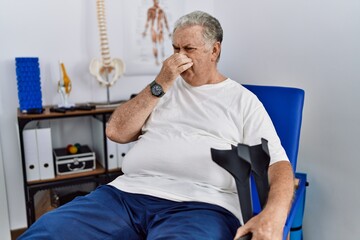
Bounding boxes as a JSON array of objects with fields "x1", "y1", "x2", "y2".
[{"x1": 20, "y1": 11, "x2": 294, "y2": 240}]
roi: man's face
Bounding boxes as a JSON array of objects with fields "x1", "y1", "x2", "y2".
[{"x1": 172, "y1": 25, "x2": 215, "y2": 86}]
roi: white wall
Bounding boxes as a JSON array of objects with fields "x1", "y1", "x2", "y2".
[
  {"x1": 0, "y1": 108, "x2": 11, "y2": 239},
  {"x1": 1, "y1": 0, "x2": 359, "y2": 239}
]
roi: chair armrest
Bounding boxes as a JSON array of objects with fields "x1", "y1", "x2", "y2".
[{"x1": 283, "y1": 172, "x2": 307, "y2": 239}]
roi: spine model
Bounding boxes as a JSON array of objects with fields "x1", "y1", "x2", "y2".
[
  {"x1": 90, "y1": 0, "x2": 125, "y2": 87},
  {"x1": 96, "y1": 0, "x2": 111, "y2": 69}
]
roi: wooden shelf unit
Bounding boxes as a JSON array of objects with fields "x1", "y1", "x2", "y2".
[{"x1": 17, "y1": 105, "x2": 123, "y2": 226}]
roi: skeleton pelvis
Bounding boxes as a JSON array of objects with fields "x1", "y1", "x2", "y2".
[{"x1": 89, "y1": 58, "x2": 125, "y2": 86}]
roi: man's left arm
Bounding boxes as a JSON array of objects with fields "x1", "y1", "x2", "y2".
[{"x1": 234, "y1": 161, "x2": 294, "y2": 240}]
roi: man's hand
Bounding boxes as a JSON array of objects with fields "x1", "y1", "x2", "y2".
[
  {"x1": 234, "y1": 208, "x2": 284, "y2": 240},
  {"x1": 106, "y1": 53, "x2": 192, "y2": 144},
  {"x1": 156, "y1": 53, "x2": 193, "y2": 91},
  {"x1": 234, "y1": 161, "x2": 294, "y2": 240}
]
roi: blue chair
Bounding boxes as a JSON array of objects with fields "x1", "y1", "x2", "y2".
[{"x1": 243, "y1": 85, "x2": 307, "y2": 240}]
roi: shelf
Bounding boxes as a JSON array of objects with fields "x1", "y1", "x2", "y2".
[
  {"x1": 18, "y1": 106, "x2": 116, "y2": 118},
  {"x1": 27, "y1": 162, "x2": 106, "y2": 185},
  {"x1": 17, "y1": 106, "x2": 117, "y2": 130},
  {"x1": 108, "y1": 168, "x2": 123, "y2": 173},
  {"x1": 18, "y1": 106, "x2": 116, "y2": 120},
  {"x1": 17, "y1": 104, "x2": 123, "y2": 226}
]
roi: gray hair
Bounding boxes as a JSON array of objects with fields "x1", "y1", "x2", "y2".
[{"x1": 173, "y1": 11, "x2": 223, "y2": 46}]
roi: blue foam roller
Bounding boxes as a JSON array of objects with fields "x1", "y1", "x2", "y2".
[{"x1": 15, "y1": 57, "x2": 43, "y2": 112}]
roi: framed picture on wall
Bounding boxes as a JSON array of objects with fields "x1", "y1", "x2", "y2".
[{"x1": 122, "y1": 0, "x2": 185, "y2": 75}]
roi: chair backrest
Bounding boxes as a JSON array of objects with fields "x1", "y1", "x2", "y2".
[{"x1": 243, "y1": 85, "x2": 305, "y2": 172}]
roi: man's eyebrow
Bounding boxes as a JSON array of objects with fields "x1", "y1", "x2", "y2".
[{"x1": 172, "y1": 44, "x2": 195, "y2": 48}]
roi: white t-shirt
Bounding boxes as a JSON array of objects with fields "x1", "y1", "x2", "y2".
[{"x1": 109, "y1": 77, "x2": 288, "y2": 224}]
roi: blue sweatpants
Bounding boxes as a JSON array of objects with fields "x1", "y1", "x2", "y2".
[{"x1": 19, "y1": 185, "x2": 240, "y2": 240}]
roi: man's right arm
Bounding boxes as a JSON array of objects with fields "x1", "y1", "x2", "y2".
[
  {"x1": 106, "y1": 53, "x2": 193, "y2": 143},
  {"x1": 106, "y1": 86, "x2": 160, "y2": 143}
]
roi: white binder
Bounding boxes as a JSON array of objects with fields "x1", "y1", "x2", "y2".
[
  {"x1": 90, "y1": 118, "x2": 105, "y2": 168},
  {"x1": 106, "y1": 138, "x2": 118, "y2": 170},
  {"x1": 36, "y1": 128, "x2": 55, "y2": 180},
  {"x1": 117, "y1": 143, "x2": 130, "y2": 168},
  {"x1": 23, "y1": 129, "x2": 40, "y2": 181}
]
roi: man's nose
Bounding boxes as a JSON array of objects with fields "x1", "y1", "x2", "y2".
[{"x1": 179, "y1": 49, "x2": 187, "y2": 55}]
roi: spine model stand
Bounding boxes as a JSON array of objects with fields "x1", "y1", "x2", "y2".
[{"x1": 89, "y1": 0, "x2": 125, "y2": 103}]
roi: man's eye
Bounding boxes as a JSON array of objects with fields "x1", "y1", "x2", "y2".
[{"x1": 185, "y1": 48, "x2": 195, "y2": 52}]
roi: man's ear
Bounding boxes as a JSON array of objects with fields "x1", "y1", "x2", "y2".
[{"x1": 211, "y1": 42, "x2": 221, "y2": 62}]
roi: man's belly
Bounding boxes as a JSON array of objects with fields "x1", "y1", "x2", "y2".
[{"x1": 122, "y1": 135, "x2": 236, "y2": 192}]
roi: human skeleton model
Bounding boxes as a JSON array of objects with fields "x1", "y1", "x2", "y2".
[
  {"x1": 90, "y1": 0, "x2": 125, "y2": 88},
  {"x1": 142, "y1": 0, "x2": 171, "y2": 65}
]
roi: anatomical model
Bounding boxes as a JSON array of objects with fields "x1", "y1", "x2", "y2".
[
  {"x1": 89, "y1": 0, "x2": 125, "y2": 103},
  {"x1": 58, "y1": 61, "x2": 74, "y2": 108}
]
